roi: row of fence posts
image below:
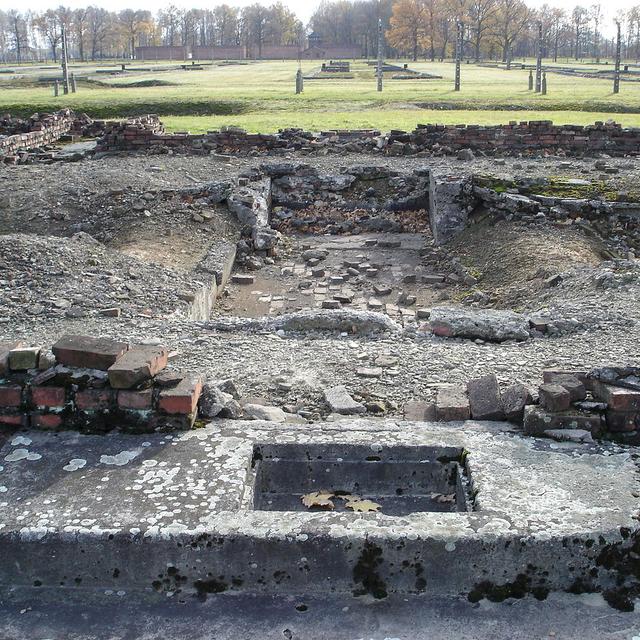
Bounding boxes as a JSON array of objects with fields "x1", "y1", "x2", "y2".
[{"x1": 294, "y1": 17, "x2": 624, "y2": 97}]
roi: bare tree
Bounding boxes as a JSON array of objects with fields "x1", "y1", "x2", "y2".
[
  {"x1": 118, "y1": 9, "x2": 152, "y2": 58},
  {"x1": 469, "y1": 0, "x2": 497, "y2": 61},
  {"x1": 7, "y1": 9, "x2": 28, "y2": 62},
  {"x1": 33, "y1": 9, "x2": 62, "y2": 61},
  {"x1": 493, "y1": 0, "x2": 530, "y2": 66}
]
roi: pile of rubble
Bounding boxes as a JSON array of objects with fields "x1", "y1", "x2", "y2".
[
  {"x1": 0, "y1": 233, "x2": 206, "y2": 321},
  {"x1": 525, "y1": 367, "x2": 640, "y2": 444},
  {"x1": 0, "y1": 335, "x2": 202, "y2": 433}
]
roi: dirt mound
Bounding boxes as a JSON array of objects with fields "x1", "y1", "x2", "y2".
[
  {"x1": 0, "y1": 233, "x2": 202, "y2": 322},
  {"x1": 448, "y1": 220, "x2": 607, "y2": 309}
]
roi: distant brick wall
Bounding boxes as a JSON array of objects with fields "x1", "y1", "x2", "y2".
[
  {"x1": 0, "y1": 337, "x2": 203, "y2": 434},
  {"x1": 135, "y1": 46, "x2": 188, "y2": 60},
  {"x1": 192, "y1": 46, "x2": 245, "y2": 60}
]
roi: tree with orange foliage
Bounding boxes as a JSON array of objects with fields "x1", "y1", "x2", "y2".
[{"x1": 387, "y1": 0, "x2": 427, "y2": 61}]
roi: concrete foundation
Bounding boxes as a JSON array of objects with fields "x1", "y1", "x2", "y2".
[{"x1": 0, "y1": 419, "x2": 638, "y2": 608}]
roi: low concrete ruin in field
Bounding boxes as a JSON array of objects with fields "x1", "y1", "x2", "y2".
[{"x1": 1, "y1": 110, "x2": 640, "y2": 634}]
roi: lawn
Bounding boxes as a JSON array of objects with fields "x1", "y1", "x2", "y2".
[{"x1": 1, "y1": 59, "x2": 638, "y2": 130}]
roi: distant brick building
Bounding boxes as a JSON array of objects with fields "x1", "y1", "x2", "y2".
[
  {"x1": 135, "y1": 46, "x2": 189, "y2": 61},
  {"x1": 136, "y1": 33, "x2": 361, "y2": 62}
]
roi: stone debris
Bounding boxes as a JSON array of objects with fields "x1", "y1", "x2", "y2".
[
  {"x1": 0, "y1": 234, "x2": 206, "y2": 321},
  {"x1": 243, "y1": 403, "x2": 287, "y2": 422},
  {"x1": 501, "y1": 384, "x2": 533, "y2": 423},
  {"x1": 435, "y1": 385, "x2": 470, "y2": 422},
  {"x1": 429, "y1": 307, "x2": 531, "y2": 343},
  {"x1": 323, "y1": 386, "x2": 366, "y2": 415},
  {"x1": 467, "y1": 374, "x2": 504, "y2": 421},
  {"x1": 539, "y1": 384, "x2": 572, "y2": 412}
]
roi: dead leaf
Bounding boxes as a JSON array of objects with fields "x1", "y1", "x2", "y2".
[
  {"x1": 345, "y1": 498, "x2": 381, "y2": 513},
  {"x1": 430, "y1": 492, "x2": 455, "y2": 504},
  {"x1": 336, "y1": 494, "x2": 361, "y2": 502},
  {"x1": 301, "y1": 491, "x2": 335, "y2": 510}
]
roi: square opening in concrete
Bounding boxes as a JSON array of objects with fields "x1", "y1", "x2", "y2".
[{"x1": 251, "y1": 444, "x2": 473, "y2": 516}]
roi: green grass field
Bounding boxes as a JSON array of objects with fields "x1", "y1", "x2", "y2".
[{"x1": 1, "y1": 59, "x2": 638, "y2": 131}]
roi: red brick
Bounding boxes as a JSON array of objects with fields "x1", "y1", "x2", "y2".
[
  {"x1": 30, "y1": 413, "x2": 63, "y2": 429},
  {"x1": 52, "y1": 335, "x2": 129, "y2": 371},
  {"x1": 592, "y1": 382, "x2": 640, "y2": 412},
  {"x1": 0, "y1": 413, "x2": 26, "y2": 427},
  {"x1": 158, "y1": 374, "x2": 202, "y2": 415},
  {"x1": 108, "y1": 346, "x2": 168, "y2": 389},
  {"x1": 117, "y1": 389, "x2": 153, "y2": 410},
  {"x1": 75, "y1": 388, "x2": 113, "y2": 411},
  {"x1": 32, "y1": 386, "x2": 66, "y2": 408},
  {"x1": 0, "y1": 385, "x2": 23, "y2": 407}
]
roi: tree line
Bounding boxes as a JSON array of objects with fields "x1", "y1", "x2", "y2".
[{"x1": 0, "y1": 1, "x2": 638, "y2": 63}]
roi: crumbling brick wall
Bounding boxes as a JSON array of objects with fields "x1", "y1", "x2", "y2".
[
  {"x1": 0, "y1": 109, "x2": 107, "y2": 161},
  {"x1": 95, "y1": 117, "x2": 640, "y2": 157}
]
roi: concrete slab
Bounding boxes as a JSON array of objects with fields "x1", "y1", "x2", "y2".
[
  {"x1": 0, "y1": 420, "x2": 638, "y2": 609},
  {"x1": 0, "y1": 589, "x2": 638, "y2": 640}
]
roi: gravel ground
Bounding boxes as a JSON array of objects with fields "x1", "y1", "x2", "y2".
[{"x1": 1, "y1": 151, "x2": 639, "y2": 418}]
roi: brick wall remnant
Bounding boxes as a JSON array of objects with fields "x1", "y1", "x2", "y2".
[
  {"x1": 95, "y1": 117, "x2": 640, "y2": 158},
  {"x1": 0, "y1": 336, "x2": 202, "y2": 433}
]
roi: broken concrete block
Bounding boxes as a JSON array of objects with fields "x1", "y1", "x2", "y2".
[
  {"x1": 467, "y1": 374, "x2": 504, "y2": 421},
  {"x1": 429, "y1": 177, "x2": 471, "y2": 245},
  {"x1": 523, "y1": 405, "x2": 603, "y2": 436},
  {"x1": 435, "y1": 385, "x2": 470, "y2": 422},
  {"x1": 9, "y1": 347, "x2": 41, "y2": 371},
  {"x1": 52, "y1": 335, "x2": 129, "y2": 371},
  {"x1": 429, "y1": 307, "x2": 530, "y2": 343},
  {"x1": 538, "y1": 384, "x2": 571, "y2": 412},
  {"x1": 0, "y1": 341, "x2": 24, "y2": 375},
  {"x1": 592, "y1": 381, "x2": 640, "y2": 412},
  {"x1": 323, "y1": 386, "x2": 365, "y2": 415},
  {"x1": 107, "y1": 346, "x2": 168, "y2": 389},
  {"x1": 404, "y1": 400, "x2": 436, "y2": 422},
  {"x1": 322, "y1": 300, "x2": 341, "y2": 310},
  {"x1": 243, "y1": 404, "x2": 287, "y2": 422},
  {"x1": 543, "y1": 429, "x2": 594, "y2": 444},
  {"x1": 501, "y1": 383, "x2": 532, "y2": 423}
]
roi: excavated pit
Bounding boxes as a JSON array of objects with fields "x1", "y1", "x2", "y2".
[{"x1": 251, "y1": 443, "x2": 473, "y2": 515}]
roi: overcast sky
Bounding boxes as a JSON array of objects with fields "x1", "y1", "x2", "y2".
[{"x1": 16, "y1": 0, "x2": 633, "y2": 30}]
